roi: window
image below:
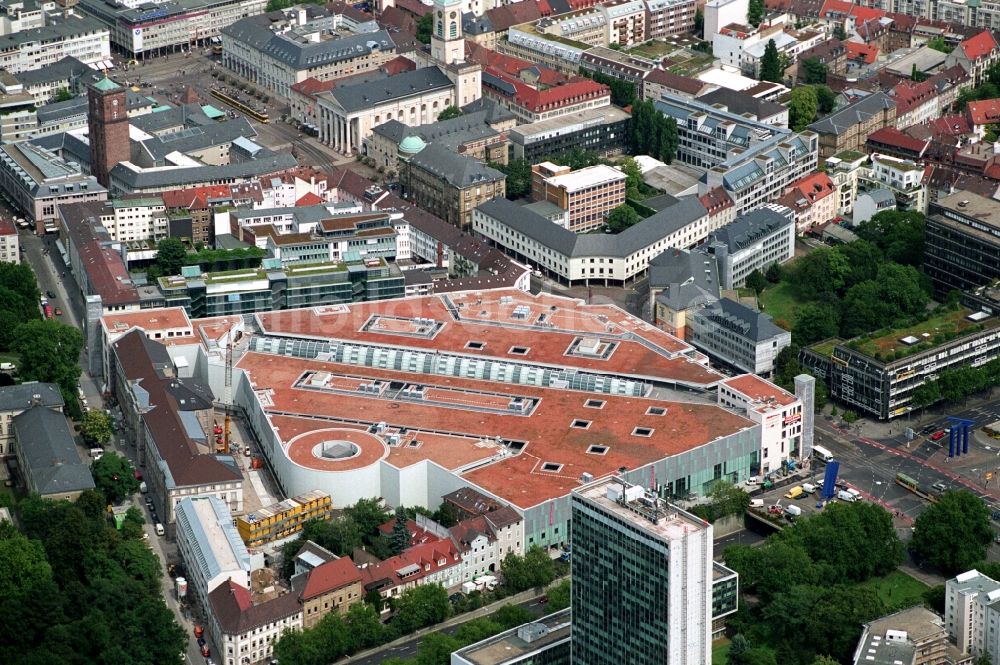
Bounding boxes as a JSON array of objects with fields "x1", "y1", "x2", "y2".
[
  {"x1": 571, "y1": 419, "x2": 591, "y2": 429},
  {"x1": 584, "y1": 399, "x2": 606, "y2": 409},
  {"x1": 632, "y1": 427, "x2": 653, "y2": 437},
  {"x1": 646, "y1": 406, "x2": 666, "y2": 416},
  {"x1": 587, "y1": 444, "x2": 609, "y2": 455}
]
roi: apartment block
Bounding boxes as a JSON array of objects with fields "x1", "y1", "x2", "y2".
[
  {"x1": 946, "y1": 570, "x2": 1000, "y2": 663},
  {"x1": 690, "y1": 299, "x2": 792, "y2": 378},
  {"x1": 703, "y1": 205, "x2": 796, "y2": 289},
  {"x1": 531, "y1": 162, "x2": 626, "y2": 233},
  {"x1": 0, "y1": 217, "x2": 17, "y2": 263},
  {"x1": 718, "y1": 374, "x2": 803, "y2": 475},
  {"x1": 0, "y1": 16, "x2": 109, "y2": 74},
  {"x1": 508, "y1": 106, "x2": 630, "y2": 162}
]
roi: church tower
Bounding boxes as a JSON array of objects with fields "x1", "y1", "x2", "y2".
[
  {"x1": 88, "y1": 77, "x2": 130, "y2": 189},
  {"x1": 431, "y1": 0, "x2": 464, "y2": 65}
]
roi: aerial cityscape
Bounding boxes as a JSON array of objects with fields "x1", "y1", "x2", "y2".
[{"x1": 1, "y1": 0, "x2": 1000, "y2": 663}]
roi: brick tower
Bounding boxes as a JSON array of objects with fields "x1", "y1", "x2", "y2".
[{"x1": 88, "y1": 77, "x2": 130, "y2": 189}]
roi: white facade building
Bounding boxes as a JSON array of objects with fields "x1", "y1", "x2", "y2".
[
  {"x1": 946, "y1": 569, "x2": 1000, "y2": 663},
  {"x1": 704, "y1": 204, "x2": 796, "y2": 289},
  {"x1": 0, "y1": 17, "x2": 110, "y2": 74},
  {"x1": 0, "y1": 217, "x2": 17, "y2": 263},
  {"x1": 174, "y1": 496, "x2": 255, "y2": 613},
  {"x1": 861, "y1": 152, "x2": 928, "y2": 213},
  {"x1": 704, "y1": 0, "x2": 749, "y2": 41},
  {"x1": 719, "y1": 374, "x2": 804, "y2": 475}
]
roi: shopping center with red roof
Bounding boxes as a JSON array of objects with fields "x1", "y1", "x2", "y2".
[{"x1": 103, "y1": 288, "x2": 807, "y2": 550}]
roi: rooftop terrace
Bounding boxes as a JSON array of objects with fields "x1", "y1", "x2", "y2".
[{"x1": 846, "y1": 308, "x2": 1000, "y2": 361}]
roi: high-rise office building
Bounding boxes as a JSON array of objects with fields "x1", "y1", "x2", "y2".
[{"x1": 571, "y1": 476, "x2": 713, "y2": 665}]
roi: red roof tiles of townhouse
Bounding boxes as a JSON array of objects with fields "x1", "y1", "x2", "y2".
[
  {"x1": 867, "y1": 126, "x2": 929, "y2": 155},
  {"x1": 394, "y1": 0, "x2": 431, "y2": 16},
  {"x1": 925, "y1": 115, "x2": 972, "y2": 137},
  {"x1": 360, "y1": 539, "x2": 462, "y2": 589},
  {"x1": 487, "y1": 71, "x2": 609, "y2": 113},
  {"x1": 891, "y1": 80, "x2": 937, "y2": 115},
  {"x1": 161, "y1": 184, "x2": 233, "y2": 210},
  {"x1": 382, "y1": 55, "x2": 417, "y2": 76},
  {"x1": 846, "y1": 41, "x2": 878, "y2": 64},
  {"x1": 785, "y1": 172, "x2": 835, "y2": 202},
  {"x1": 466, "y1": 43, "x2": 565, "y2": 86},
  {"x1": 644, "y1": 68, "x2": 710, "y2": 95},
  {"x1": 698, "y1": 186, "x2": 734, "y2": 213},
  {"x1": 301, "y1": 556, "x2": 362, "y2": 600},
  {"x1": 0, "y1": 217, "x2": 14, "y2": 235},
  {"x1": 295, "y1": 192, "x2": 323, "y2": 207},
  {"x1": 819, "y1": 0, "x2": 884, "y2": 23},
  {"x1": 967, "y1": 98, "x2": 1000, "y2": 126},
  {"x1": 960, "y1": 30, "x2": 999, "y2": 61},
  {"x1": 485, "y1": 1, "x2": 550, "y2": 32}
]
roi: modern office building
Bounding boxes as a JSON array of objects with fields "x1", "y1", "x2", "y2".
[
  {"x1": 924, "y1": 191, "x2": 1000, "y2": 296},
  {"x1": 702, "y1": 205, "x2": 795, "y2": 290},
  {"x1": 508, "y1": 106, "x2": 630, "y2": 162},
  {"x1": 800, "y1": 295, "x2": 1000, "y2": 420},
  {"x1": 572, "y1": 476, "x2": 713, "y2": 665},
  {"x1": 452, "y1": 609, "x2": 572, "y2": 665},
  {"x1": 530, "y1": 162, "x2": 627, "y2": 233},
  {"x1": 688, "y1": 298, "x2": 791, "y2": 377},
  {"x1": 0, "y1": 16, "x2": 110, "y2": 75}
]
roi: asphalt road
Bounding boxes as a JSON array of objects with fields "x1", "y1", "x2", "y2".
[{"x1": 347, "y1": 594, "x2": 552, "y2": 665}]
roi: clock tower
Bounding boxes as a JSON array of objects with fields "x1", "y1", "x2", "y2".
[{"x1": 430, "y1": 0, "x2": 464, "y2": 65}]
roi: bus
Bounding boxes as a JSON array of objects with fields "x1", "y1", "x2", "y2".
[
  {"x1": 896, "y1": 472, "x2": 919, "y2": 492},
  {"x1": 812, "y1": 445, "x2": 834, "y2": 462}
]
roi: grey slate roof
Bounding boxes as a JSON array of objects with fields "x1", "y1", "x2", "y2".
[
  {"x1": 373, "y1": 111, "x2": 500, "y2": 150},
  {"x1": 130, "y1": 103, "x2": 217, "y2": 133},
  {"x1": 0, "y1": 382, "x2": 64, "y2": 412},
  {"x1": 649, "y1": 248, "x2": 721, "y2": 310},
  {"x1": 696, "y1": 297, "x2": 787, "y2": 342},
  {"x1": 477, "y1": 196, "x2": 709, "y2": 259},
  {"x1": 326, "y1": 67, "x2": 453, "y2": 113},
  {"x1": 696, "y1": 88, "x2": 787, "y2": 123},
  {"x1": 407, "y1": 142, "x2": 505, "y2": 188},
  {"x1": 37, "y1": 90, "x2": 151, "y2": 124},
  {"x1": 137, "y1": 117, "x2": 256, "y2": 162},
  {"x1": 0, "y1": 16, "x2": 104, "y2": 49},
  {"x1": 807, "y1": 91, "x2": 895, "y2": 136},
  {"x1": 461, "y1": 96, "x2": 516, "y2": 125},
  {"x1": 13, "y1": 405, "x2": 95, "y2": 497},
  {"x1": 463, "y1": 11, "x2": 493, "y2": 35},
  {"x1": 16, "y1": 56, "x2": 91, "y2": 86},
  {"x1": 110, "y1": 149, "x2": 297, "y2": 189},
  {"x1": 708, "y1": 207, "x2": 793, "y2": 252}
]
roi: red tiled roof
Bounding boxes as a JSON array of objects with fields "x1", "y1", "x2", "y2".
[
  {"x1": 289, "y1": 77, "x2": 337, "y2": 98},
  {"x1": 295, "y1": 192, "x2": 323, "y2": 207},
  {"x1": 209, "y1": 581, "x2": 301, "y2": 636},
  {"x1": 485, "y1": 70, "x2": 609, "y2": 114},
  {"x1": 967, "y1": 98, "x2": 1000, "y2": 126},
  {"x1": 867, "y1": 126, "x2": 929, "y2": 155},
  {"x1": 466, "y1": 43, "x2": 565, "y2": 86},
  {"x1": 698, "y1": 186, "x2": 734, "y2": 213},
  {"x1": 394, "y1": 0, "x2": 431, "y2": 16},
  {"x1": 643, "y1": 68, "x2": 709, "y2": 95},
  {"x1": 786, "y1": 172, "x2": 835, "y2": 202},
  {"x1": 382, "y1": 55, "x2": 417, "y2": 76},
  {"x1": 485, "y1": 1, "x2": 548, "y2": 32},
  {"x1": 359, "y1": 539, "x2": 462, "y2": 590},
  {"x1": 891, "y1": 80, "x2": 937, "y2": 115},
  {"x1": 922, "y1": 114, "x2": 972, "y2": 137},
  {"x1": 301, "y1": 556, "x2": 362, "y2": 600},
  {"x1": 722, "y1": 374, "x2": 797, "y2": 406},
  {"x1": 960, "y1": 30, "x2": 999, "y2": 61},
  {"x1": 845, "y1": 41, "x2": 878, "y2": 64},
  {"x1": 161, "y1": 184, "x2": 233, "y2": 210},
  {"x1": 0, "y1": 217, "x2": 15, "y2": 235},
  {"x1": 819, "y1": 0, "x2": 884, "y2": 23}
]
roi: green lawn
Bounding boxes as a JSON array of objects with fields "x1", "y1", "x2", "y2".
[
  {"x1": 859, "y1": 570, "x2": 929, "y2": 612},
  {"x1": 712, "y1": 638, "x2": 731, "y2": 665},
  {"x1": 627, "y1": 40, "x2": 677, "y2": 60},
  {"x1": 759, "y1": 281, "x2": 801, "y2": 330}
]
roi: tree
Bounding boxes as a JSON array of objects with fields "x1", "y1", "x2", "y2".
[
  {"x1": 494, "y1": 604, "x2": 533, "y2": 629},
  {"x1": 814, "y1": 84, "x2": 836, "y2": 113},
  {"x1": 745, "y1": 268, "x2": 768, "y2": 295},
  {"x1": 834, "y1": 24, "x2": 847, "y2": 40},
  {"x1": 155, "y1": 237, "x2": 188, "y2": 277},
  {"x1": 546, "y1": 579, "x2": 571, "y2": 611},
  {"x1": 619, "y1": 156, "x2": 643, "y2": 199},
  {"x1": 975, "y1": 653, "x2": 993, "y2": 665},
  {"x1": 523, "y1": 545, "x2": 557, "y2": 588},
  {"x1": 389, "y1": 506, "x2": 410, "y2": 555},
  {"x1": 695, "y1": 8, "x2": 704, "y2": 35},
  {"x1": 390, "y1": 584, "x2": 450, "y2": 635},
  {"x1": 747, "y1": 0, "x2": 765, "y2": 26},
  {"x1": 855, "y1": 210, "x2": 925, "y2": 266},
  {"x1": 437, "y1": 105, "x2": 463, "y2": 121},
  {"x1": 801, "y1": 58, "x2": 827, "y2": 85},
  {"x1": 759, "y1": 40, "x2": 783, "y2": 83},
  {"x1": 793, "y1": 303, "x2": 840, "y2": 345},
  {"x1": 490, "y1": 158, "x2": 531, "y2": 199},
  {"x1": 765, "y1": 261, "x2": 783, "y2": 283},
  {"x1": 789, "y1": 86, "x2": 819, "y2": 130},
  {"x1": 709, "y1": 481, "x2": 751, "y2": 518},
  {"x1": 627, "y1": 99, "x2": 678, "y2": 163},
  {"x1": 606, "y1": 205, "x2": 641, "y2": 233},
  {"x1": 416, "y1": 12, "x2": 433, "y2": 44},
  {"x1": 728, "y1": 634, "x2": 751, "y2": 665},
  {"x1": 91, "y1": 452, "x2": 140, "y2": 503},
  {"x1": 911, "y1": 64, "x2": 928, "y2": 82},
  {"x1": 911, "y1": 490, "x2": 994, "y2": 575},
  {"x1": 582, "y1": 69, "x2": 636, "y2": 107},
  {"x1": 433, "y1": 501, "x2": 458, "y2": 527},
  {"x1": 11, "y1": 319, "x2": 83, "y2": 409},
  {"x1": 811, "y1": 657, "x2": 842, "y2": 665},
  {"x1": 926, "y1": 36, "x2": 952, "y2": 53},
  {"x1": 415, "y1": 632, "x2": 463, "y2": 665},
  {"x1": 80, "y1": 409, "x2": 113, "y2": 446},
  {"x1": 344, "y1": 497, "x2": 392, "y2": 542},
  {"x1": 54, "y1": 87, "x2": 75, "y2": 102}
]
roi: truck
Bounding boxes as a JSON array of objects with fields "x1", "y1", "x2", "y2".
[
  {"x1": 0, "y1": 362, "x2": 14, "y2": 372},
  {"x1": 802, "y1": 483, "x2": 817, "y2": 495},
  {"x1": 784, "y1": 486, "x2": 804, "y2": 500},
  {"x1": 784, "y1": 505, "x2": 802, "y2": 519},
  {"x1": 139, "y1": 481, "x2": 148, "y2": 494}
]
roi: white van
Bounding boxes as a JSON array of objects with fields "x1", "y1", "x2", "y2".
[
  {"x1": 155, "y1": 523, "x2": 165, "y2": 536},
  {"x1": 837, "y1": 489, "x2": 856, "y2": 502},
  {"x1": 89, "y1": 448, "x2": 104, "y2": 459}
]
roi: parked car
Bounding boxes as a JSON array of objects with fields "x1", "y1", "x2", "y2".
[
  {"x1": 54, "y1": 307, "x2": 62, "y2": 316},
  {"x1": 932, "y1": 481, "x2": 948, "y2": 493},
  {"x1": 931, "y1": 430, "x2": 946, "y2": 441},
  {"x1": 46, "y1": 290, "x2": 56, "y2": 298}
]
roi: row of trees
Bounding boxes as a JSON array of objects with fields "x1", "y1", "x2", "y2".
[
  {"x1": 0, "y1": 262, "x2": 41, "y2": 351},
  {"x1": 723, "y1": 501, "x2": 904, "y2": 663},
  {"x1": 911, "y1": 490, "x2": 994, "y2": 575},
  {"x1": 1, "y1": 492, "x2": 185, "y2": 664},
  {"x1": 11, "y1": 319, "x2": 83, "y2": 418},
  {"x1": 627, "y1": 99, "x2": 679, "y2": 164},
  {"x1": 689, "y1": 481, "x2": 751, "y2": 523},
  {"x1": 911, "y1": 356, "x2": 1000, "y2": 410},
  {"x1": 578, "y1": 68, "x2": 636, "y2": 107}
]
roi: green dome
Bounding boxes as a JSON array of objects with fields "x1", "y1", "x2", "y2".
[
  {"x1": 399, "y1": 135, "x2": 427, "y2": 155},
  {"x1": 92, "y1": 76, "x2": 121, "y2": 92}
]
